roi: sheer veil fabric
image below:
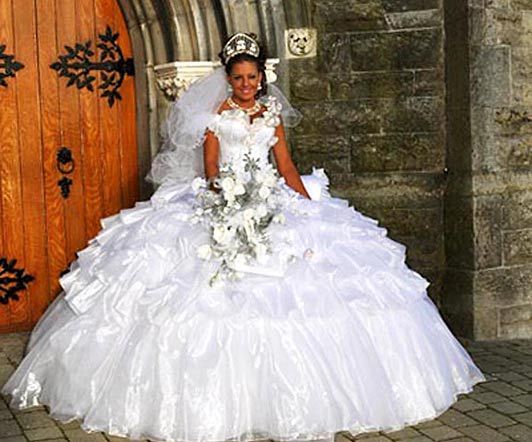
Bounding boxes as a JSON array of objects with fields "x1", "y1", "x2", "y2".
[{"x1": 145, "y1": 66, "x2": 303, "y2": 187}]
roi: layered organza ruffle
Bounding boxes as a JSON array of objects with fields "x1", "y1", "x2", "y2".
[{"x1": 1, "y1": 177, "x2": 486, "y2": 442}]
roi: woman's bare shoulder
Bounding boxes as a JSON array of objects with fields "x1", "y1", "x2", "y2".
[{"x1": 216, "y1": 100, "x2": 231, "y2": 115}]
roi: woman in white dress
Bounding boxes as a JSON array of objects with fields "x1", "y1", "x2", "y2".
[{"x1": 2, "y1": 32, "x2": 486, "y2": 442}]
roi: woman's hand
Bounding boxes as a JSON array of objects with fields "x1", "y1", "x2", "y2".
[{"x1": 272, "y1": 123, "x2": 311, "y2": 199}]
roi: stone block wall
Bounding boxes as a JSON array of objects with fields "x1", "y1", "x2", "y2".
[
  {"x1": 288, "y1": 0, "x2": 446, "y2": 305},
  {"x1": 471, "y1": 0, "x2": 532, "y2": 339},
  {"x1": 444, "y1": 0, "x2": 532, "y2": 339}
]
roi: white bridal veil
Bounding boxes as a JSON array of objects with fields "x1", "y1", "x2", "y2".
[{"x1": 145, "y1": 66, "x2": 303, "y2": 186}]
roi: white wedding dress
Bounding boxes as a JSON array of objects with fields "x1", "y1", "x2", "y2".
[{"x1": 2, "y1": 95, "x2": 486, "y2": 442}]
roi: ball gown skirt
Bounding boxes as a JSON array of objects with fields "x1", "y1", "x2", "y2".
[
  {"x1": 1, "y1": 175, "x2": 486, "y2": 442},
  {"x1": 2, "y1": 92, "x2": 485, "y2": 442}
]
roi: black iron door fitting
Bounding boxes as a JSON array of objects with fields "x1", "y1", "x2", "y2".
[
  {"x1": 50, "y1": 25, "x2": 134, "y2": 107},
  {"x1": 0, "y1": 44, "x2": 24, "y2": 88},
  {"x1": 0, "y1": 257, "x2": 34, "y2": 305},
  {"x1": 56, "y1": 146, "x2": 75, "y2": 199}
]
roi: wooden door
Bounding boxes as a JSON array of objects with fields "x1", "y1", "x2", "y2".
[{"x1": 0, "y1": 0, "x2": 138, "y2": 333}]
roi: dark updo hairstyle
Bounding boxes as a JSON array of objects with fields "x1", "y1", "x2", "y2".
[{"x1": 219, "y1": 32, "x2": 268, "y2": 100}]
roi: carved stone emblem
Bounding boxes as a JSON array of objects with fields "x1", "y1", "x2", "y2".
[{"x1": 285, "y1": 28, "x2": 317, "y2": 59}]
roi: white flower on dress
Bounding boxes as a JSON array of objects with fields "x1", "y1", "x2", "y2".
[
  {"x1": 256, "y1": 204, "x2": 268, "y2": 219},
  {"x1": 197, "y1": 244, "x2": 213, "y2": 260},
  {"x1": 213, "y1": 225, "x2": 233, "y2": 245},
  {"x1": 221, "y1": 177, "x2": 235, "y2": 193},
  {"x1": 234, "y1": 182, "x2": 246, "y2": 196},
  {"x1": 191, "y1": 177, "x2": 207, "y2": 193},
  {"x1": 261, "y1": 96, "x2": 282, "y2": 127},
  {"x1": 272, "y1": 213, "x2": 285, "y2": 224},
  {"x1": 258, "y1": 185, "x2": 271, "y2": 199},
  {"x1": 191, "y1": 157, "x2": 288, "y2": 285}
]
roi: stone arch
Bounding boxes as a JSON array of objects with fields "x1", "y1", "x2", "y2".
[{"x1": 115, "y1": 0, "x2": 310, "y2": 198}]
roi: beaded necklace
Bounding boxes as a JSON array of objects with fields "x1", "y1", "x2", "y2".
[{"x1": 227, "y1": 96, "x2": 262, "y2": 116}]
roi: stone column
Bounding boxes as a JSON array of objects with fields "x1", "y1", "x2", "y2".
[{"x1": 444, "y1": 0, "x2": 532, "y2": 339}]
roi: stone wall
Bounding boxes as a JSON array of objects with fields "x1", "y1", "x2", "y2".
[
  {"x1": 289, "y1": 0, "x2": 446, "y2": 305},
  {"x1": 444, "y1": 0, "x2": 532, "y2": 339}
]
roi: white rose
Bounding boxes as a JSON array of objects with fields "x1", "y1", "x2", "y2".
[
  {"x1": 258, "y1": 185, "x2": 271, "y2": 199},
  {"x1": 221, "y1": 177, "x2": 235, "y2": 193},
  {"x1": 191, "y1": 177, "x2": 206, "y2": 192},
  {"x1": 197, "y1": 244, "x2": 212, "y2": 260},
  {"x1": 243, "y1": 208, "x2": 256, "y2": 221},
  {"x1": 233, "y1": 182, "x2": 246, "y2": 196},
  {"x1": 270, "y1": 174, "x2": 280, "y2": 186},
  {"x1": 224, "y1": 193, "x2": 236, "y2": 204},
  {"x1": 213, "y1": 225, "x2": 232, "y2": 245},
  {"x1": 255, "y1": 169, "x2": 266, "y2": 183},
  {"x1": 256, "y1": 204, "x2": 268, "y2": 218},
  {"x1": 273, "y1": 213, "x2": 285, "y2": 224}
]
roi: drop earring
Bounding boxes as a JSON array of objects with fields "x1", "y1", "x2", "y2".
[{"x1": 227, "y1": 83, "x2": 233, "y2": 94}]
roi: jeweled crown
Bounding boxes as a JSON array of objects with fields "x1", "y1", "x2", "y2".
[{"x1": 222, "y1": 33, "x2": 260, "y2": 64}]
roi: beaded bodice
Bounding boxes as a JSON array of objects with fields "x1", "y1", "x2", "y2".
[{"x1": 207, "y1": 95, "x2": 282, "y2": 179}]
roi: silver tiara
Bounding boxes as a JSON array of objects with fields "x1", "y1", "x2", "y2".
[{"x1": 222, "y1": 33, "x2": 260, "y2": 64}]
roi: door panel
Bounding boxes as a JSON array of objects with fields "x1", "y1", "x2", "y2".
[
  {"x1": 56, "y1": 0, "x2": 88, "y2": 262},
  {"x1": 0, "y1": 0, "x2": 138, "y2": 333},
  {"x1": 36, "y1": 0, "x2": 68, "y2": 303},
  {"x1": 13, "y1": 0, "x2": 49, "y2": 326},
  {"x1": 0, "y1": 0, "x2": 28, "y2": 329},
  {"x1": 78, "y1": 0, "x2": 105, "y2": 239}
]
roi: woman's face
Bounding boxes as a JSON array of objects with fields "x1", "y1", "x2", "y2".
[{"x1": 227, "y1": 60, "x2": 262, "y2": 104}]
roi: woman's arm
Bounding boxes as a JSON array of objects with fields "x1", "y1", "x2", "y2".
[
  {"x1": 272, "y1": 123, "x2": 311, "y2": 199},
  {"x1": 203, "y1": 129, "x2": 220, "y2": 182}
]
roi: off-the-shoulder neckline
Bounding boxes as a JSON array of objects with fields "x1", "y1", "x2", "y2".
[
  {"x1": 214, "y1": 95, "x2": 280, "y2": 127},
  {"x1": 216, "y1": 95, "x2": 277, "y2": 116},
  {"x1": 216, "y1": 108, "x2": 267, "y2": 127}
]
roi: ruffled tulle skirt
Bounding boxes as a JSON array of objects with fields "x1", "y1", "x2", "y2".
[{"x1": 1, "y1": 176, "x2": 486, "y2": 442}]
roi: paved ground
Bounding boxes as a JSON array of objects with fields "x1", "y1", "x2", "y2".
[{"x1": 1, "y1": 333, "x2": 532, "y2": 442}]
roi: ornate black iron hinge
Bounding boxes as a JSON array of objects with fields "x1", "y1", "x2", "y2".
[
  {"x1": 56, "y1": 146, "x2": 75, "y2": 198},
  {"x1": 50, "y1": 25, "x2": 134, "y2": 107},
  {"x1": 0, "y1": 257, "x2": 35, "y2": 305},
  {"x1": 0, "y1": 44, "x2": 24, "y2": 88}
]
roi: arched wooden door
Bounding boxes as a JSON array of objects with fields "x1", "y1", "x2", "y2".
[{"x1": 0, "y1": 0, "x2": 138, "y2": 333}]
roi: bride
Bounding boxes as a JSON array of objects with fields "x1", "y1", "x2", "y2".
[{"x1": 2, "y1": 32, "x2": 486, "y2": 442}]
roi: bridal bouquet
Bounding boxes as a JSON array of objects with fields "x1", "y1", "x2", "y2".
[{"x1": 190, "y1": 155, "x2": 286, "y2": 284}]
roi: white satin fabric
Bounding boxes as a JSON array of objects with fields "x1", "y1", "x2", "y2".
[{"x1": 2, "y1": 107, "x2": 486, "y2": 442}]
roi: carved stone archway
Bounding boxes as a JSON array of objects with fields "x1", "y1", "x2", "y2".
[{"x1": 116, "y1": 0, "x2": 312, "y2": 199}]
